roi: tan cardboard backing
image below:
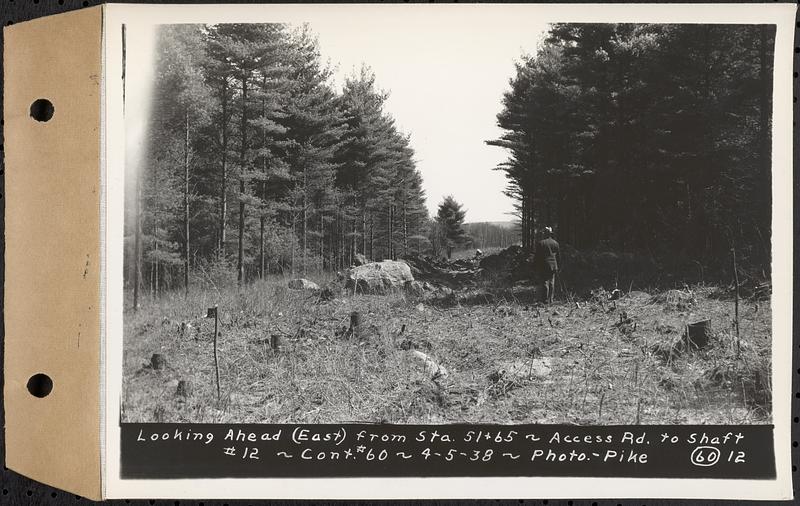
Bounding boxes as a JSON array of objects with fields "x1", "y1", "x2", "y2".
[{"x1": 4, "y1": 6, "x2": 104, "y2": 500}]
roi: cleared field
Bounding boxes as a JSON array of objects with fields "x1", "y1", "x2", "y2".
[{"x1": 122, "y1": 277, "x2": 771, "y2": 425}]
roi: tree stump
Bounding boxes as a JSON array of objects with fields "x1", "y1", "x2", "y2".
[
  {"x1": 176, "y1": 380, "x2": 193, "y2": 398},
  {"x1": 349, "y1": 311, "x2": 362, "y2": 339},
  {"x1": 150, "y1": 353, "x2": 167, "y2": 370},
  {"x1": 153, "y1": 405, "x2": 166, "y2": 422},
  {"x1": 684, "y1": 319, "x2": 711, "y2": 349},
  {"x1": 269, "y1": 334, "x2": 282, "y2": 352}
]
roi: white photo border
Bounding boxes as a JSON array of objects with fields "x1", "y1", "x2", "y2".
[{"x1": 103, "y1": 3, "x2": 796, "y2": 499}]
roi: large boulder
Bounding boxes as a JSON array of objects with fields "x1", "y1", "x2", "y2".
[
  {"x1": 345, "y1": 260, "x2": 414, "y2": 294},
  {"x1": 288, "y1": 278, "x2": 320, "y2": 291}
]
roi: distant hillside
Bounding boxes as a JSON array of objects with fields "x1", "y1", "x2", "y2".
[
  {"x1": 463, "y1": 221, "x2": 518, "y2": 249},
  {"x1": 466, "y1": 220, "x2": 516, "y2": 230}
]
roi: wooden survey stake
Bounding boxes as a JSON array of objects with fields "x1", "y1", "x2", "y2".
[{"x1": 207, "y1": 306, "x2": 221, "y2": 401}]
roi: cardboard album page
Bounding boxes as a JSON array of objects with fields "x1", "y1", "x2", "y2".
[
  {"x1": 5, "y1": 2, "x2": 796, "y2": 500},
  {"x1": 4, "y1": 6, "x2": 103, "y2": 501}
]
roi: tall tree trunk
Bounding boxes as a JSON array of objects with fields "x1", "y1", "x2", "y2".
[
  {"x1": 125, "y1": 24, "x2": 142, "y2": 310},
  {"x1": 758, "y1": 26, "x2": 769, "y2": 177},
  {"x1": 522, "y1": 190, "x2": 531, "y2": 249},
  {"x1": 369, "y1": 214, "x2": 374, "y2": 260},
  {"x1": 133, "y1": 155, "x2": 142, "y2": 311},
  {"x1": 361, "y1": 206, "x2": 367, "y2": 257},
  {"x1": 153, "y1": 229, "x2": 158, "y2": 296},
  {"x1": 219, "y1": 79, "x2": 228, "y2": 259},
  {"x1": 183, "y1": 110, "x2": 190, "y2": 297},
  {"x1": 757, "y1": 25, "x2": 771, "y2": 258},
  {"x1": 342, "y1": 212, "x2": 347, "y2": 269},
  {"x1": 529, "y1": 185, "x2": 536, "y2": 247},
  {"x1": 291, "y1": 218, "x2": 296, "y2": 276},
  {"x1": 302, "y1": 170, "x2": 308, "y2": 276},
  {"x1": 527, "y1": 189, "x2": 533, "y2": 249},
  {"x1": 402, "y1": 198, "x2": 408, "y2": 257},
  {"x1": 335, "y1": 205, "x2": 341, "y2": 270},
  {"x1": 521, "y1": 190, "x2": 528, "y2": 250},
  {"x1": 153, "y1": 157, "x2": 160, "y2": 296},
  {"x1": 259, "y1": 74, "x2": 268, "y2": 280},
  {"x1": 694, "y1": 25, "x2": 714, "y2": 257},
  {"x1": 334, "y1": 210, "x2": 339, "y2": 270},
  {"x1": 237, "y1": 75, "x2": 248, "y2": 285},
  {"x1": 259, "y1": 215, "x2": 265, "y2": 280},
  {"x1": 351, "y1": 219, "x2": 356, "y2": 265},
  {"x1": 582, "y1": 177, "x2": 593, "y2": 249},
  {"x1": 387, "y1": 203, "x2": 392, "y2": 260},
  {"x1": 319, "y1": 212, "x2": 324, "y2": 271}
]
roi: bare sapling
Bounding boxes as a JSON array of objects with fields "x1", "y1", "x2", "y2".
[{"x1": 206, "y1": 306, "x2": 221, "y2": 402}]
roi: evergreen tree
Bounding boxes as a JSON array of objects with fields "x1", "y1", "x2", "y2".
[
  {"x1": 143, "y1": 24, "x2": 212, "y2": 296},
  {"x1": 126, "y1": 23, "x2": 430, "y2": 293},
  {"x1": 336, "y1": 67, "x2": 427, "y2": 261},
  {"x1": 489, "y1": 23, "x2": 774, "y2": 275},
  {"x1": 281, "y1": 26, "x2": 346, "y2": 274},
  {"x1": 435, "y1": 196, "x2": 470, "y2": 259}
]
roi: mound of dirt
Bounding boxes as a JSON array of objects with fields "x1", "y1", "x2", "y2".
[
  {"x1": 479, "y1": 245, "x2": 532, "y2": 283},
  {"x1": 401, "y1": 245, "x2": 536, "y2": 290},
  {"x1": 401, "y1": 254, "x2": 480, "y2": 289}
]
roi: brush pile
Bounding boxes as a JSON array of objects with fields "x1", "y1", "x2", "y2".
[{"x1": 401, "y1": 254, "x2": 481, "y2": 289}]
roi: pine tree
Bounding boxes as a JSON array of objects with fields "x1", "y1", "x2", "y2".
[
  {"x1": 127, "y1": 22, "x2": 431, "y2": 289},
  {"x1": 281, "y1": 26, "x2": 346, "y2": 273},
  {"x1": 207, "y1": 24, "x2": 289, "y2": 284},
  {"x1": 489, "y1": 23, "x2": 773, "y2": 275},
  {"x1": 336, "y1": 67, "x2": 427, "y2": 261},
  {"x1": 143, "y1": 25, "x2": 212, "y2": 296},
  {"x1": 435, "y1": 196, "x2": 470, "y2": 259}
]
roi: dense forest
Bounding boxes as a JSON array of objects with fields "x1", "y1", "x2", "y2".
[
  {"x1": 489, "y1": 24, "x2": 774, "y2": 275},
  {"x1": 126, "y1": 24, "x2": 430, "y2": 299},
  {"x1": 126, "y1": 22, "x2": 777, "y2": 303}
]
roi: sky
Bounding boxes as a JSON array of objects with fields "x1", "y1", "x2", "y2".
[{"x1": 310, "y1": 18, "x2": 550, "y2": 222}]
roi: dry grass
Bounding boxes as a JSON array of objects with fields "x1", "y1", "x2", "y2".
[{"x1": 122, "y1": 279, "x2": 771, "y2": 425}]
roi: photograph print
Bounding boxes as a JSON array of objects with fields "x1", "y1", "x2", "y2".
[{"x1": 121, "y1": 18, "x2": 777, "y2": 428}]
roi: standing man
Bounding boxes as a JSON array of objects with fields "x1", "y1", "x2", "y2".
[{"x1": 535, "y1": 226, "x2": 560, "y2": 304}]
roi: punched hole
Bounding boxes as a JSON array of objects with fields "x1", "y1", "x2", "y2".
[
  {"x1": 26, "y1": 373, "x2": 53, "y2": 398},
  {"x1": 29, "y1": 99, "x2": 54, "y2": 122}
]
